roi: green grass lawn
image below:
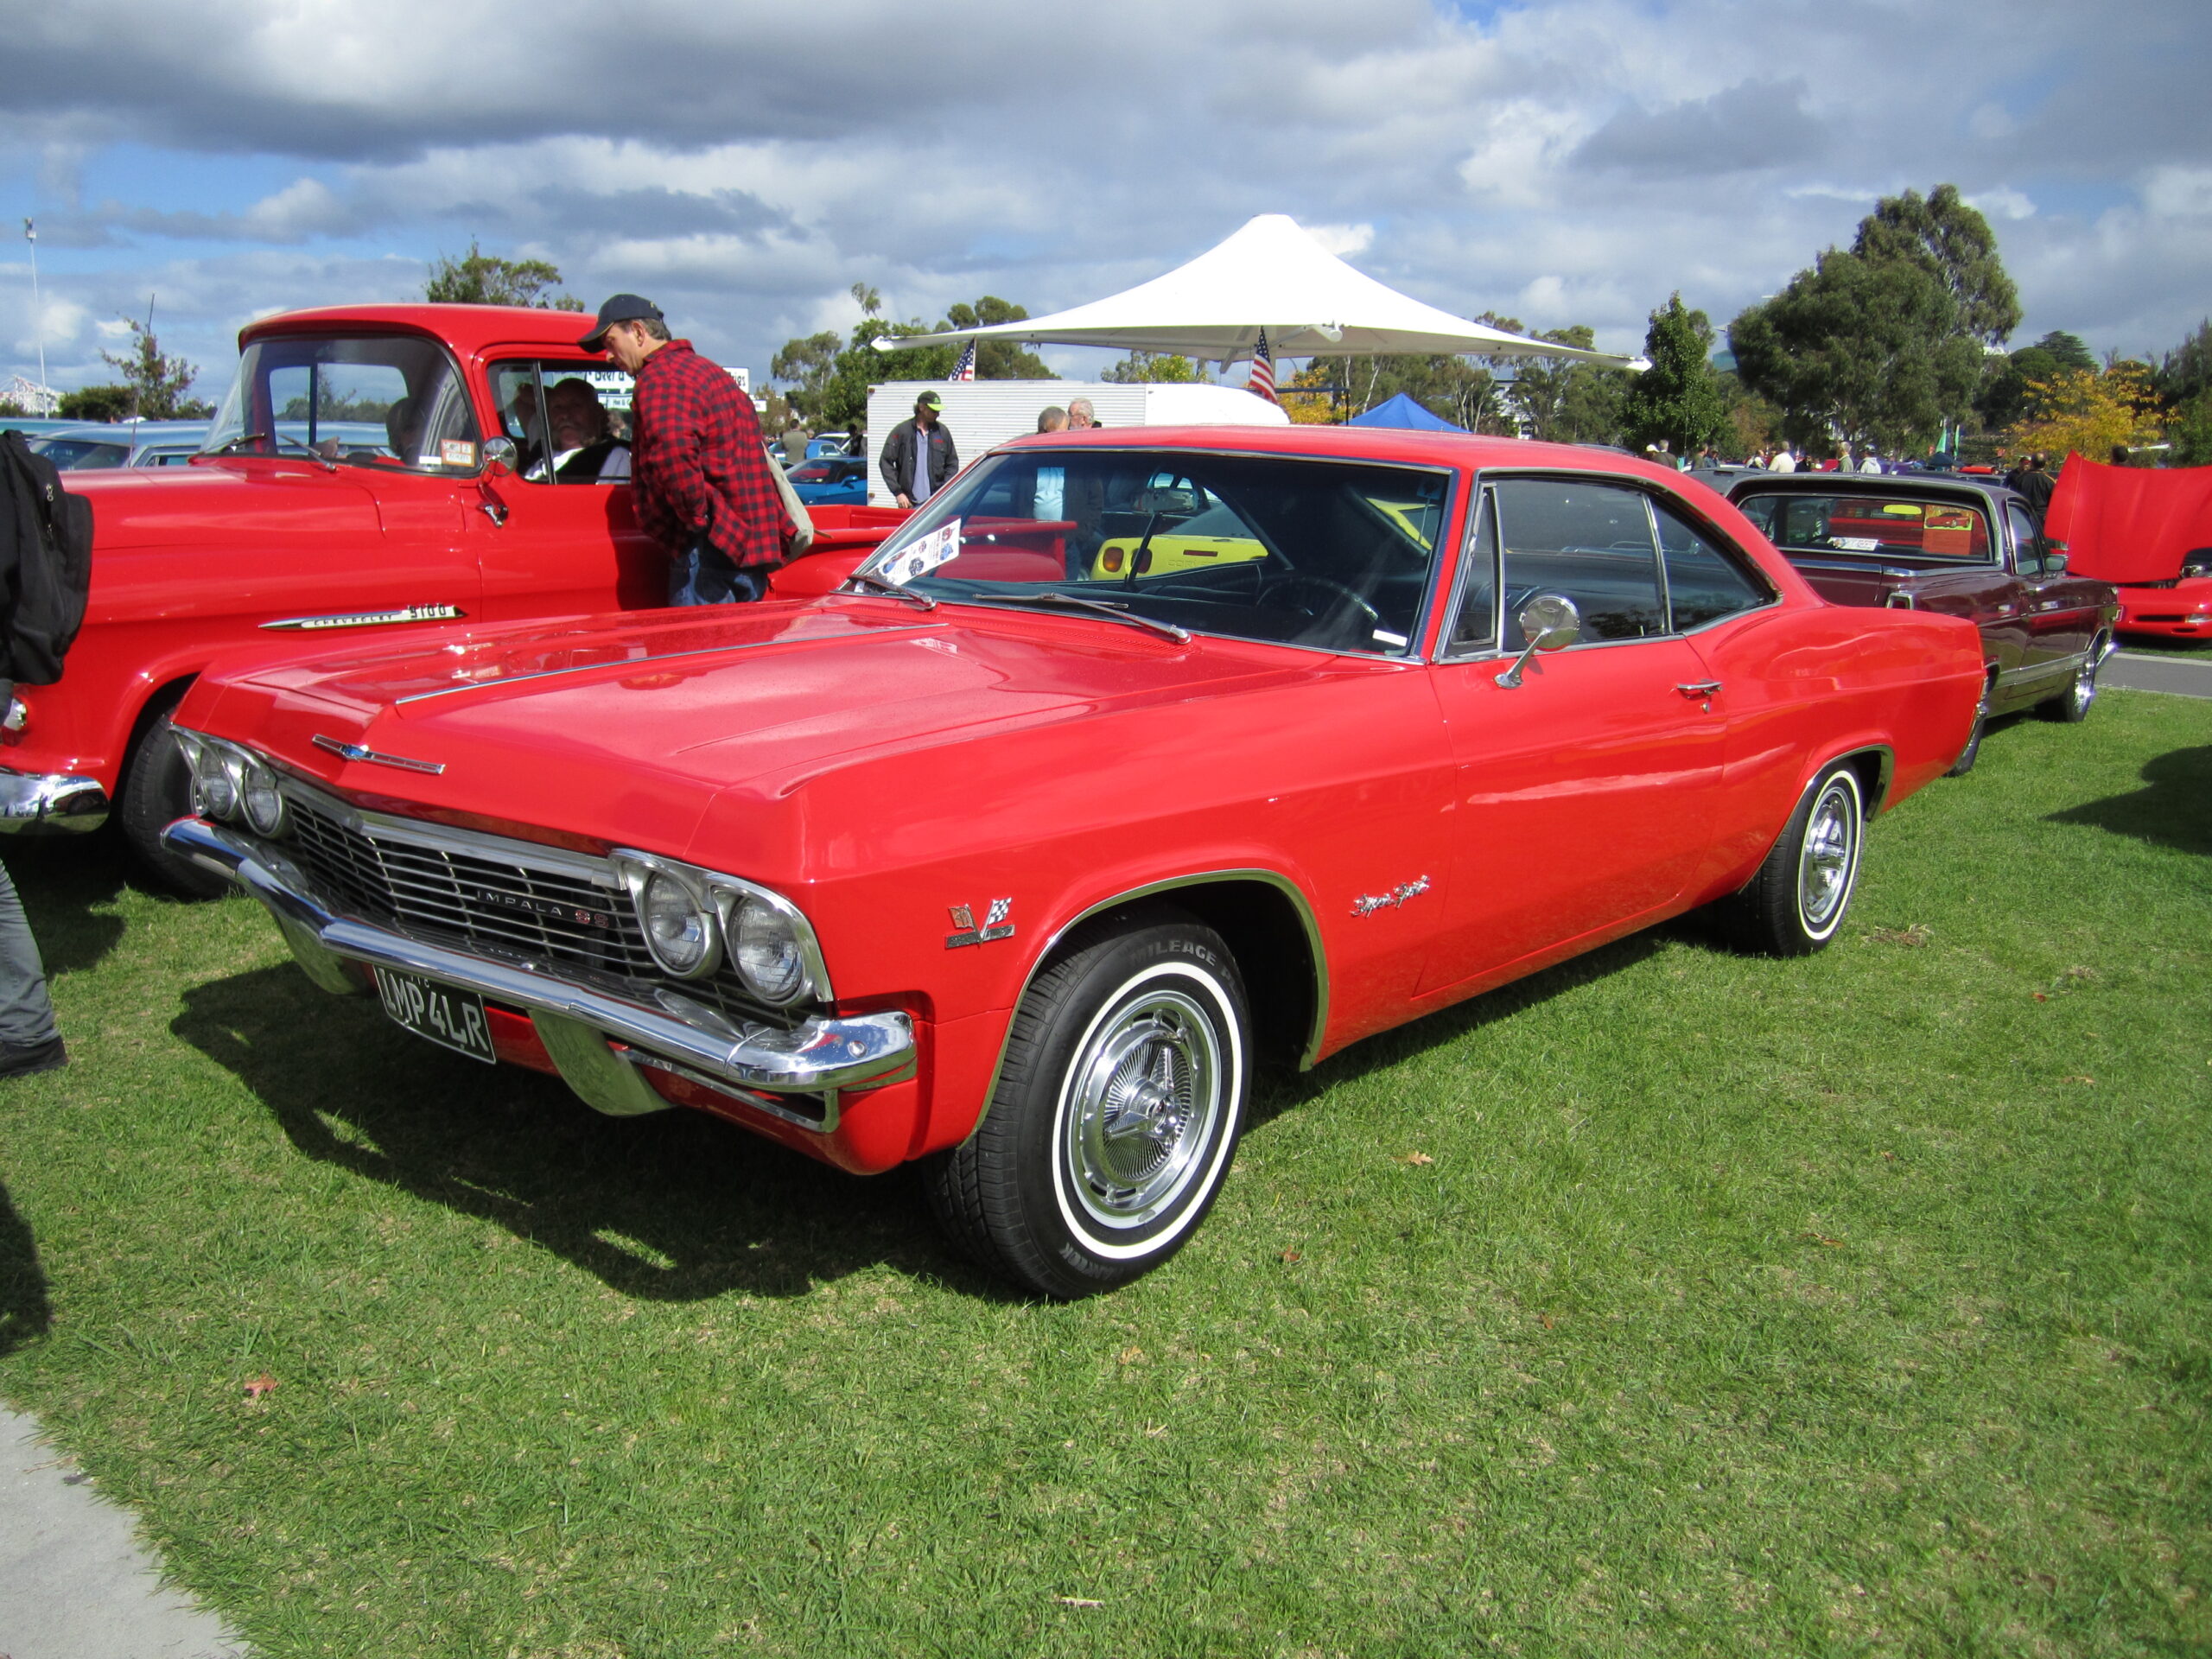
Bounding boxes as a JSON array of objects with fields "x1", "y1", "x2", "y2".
[{"x1": 3, "y1": 692, "x2": 2207, "y2": 1657}]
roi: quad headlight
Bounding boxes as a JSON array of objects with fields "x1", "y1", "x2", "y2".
[
  {"x1": 175, "y1": 728, "x2": 289, "y2": 834},
  {"x1": 613, "y1": 850, "x2": 827, "y2": 1007}
]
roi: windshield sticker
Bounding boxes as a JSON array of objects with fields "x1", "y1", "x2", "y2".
[
  {"x1": 441, "y1": 439, "x2": 478, "y2": 468},
  {"x1": 884, "y1": 519, "x2": 961, "y2": 585},
  {"x1": 1371, "y1": 628, "x2": 1408, "y2": 648},
  {"x1": 1830, "y1": 536, "x2": 1881, "y2": 552}
]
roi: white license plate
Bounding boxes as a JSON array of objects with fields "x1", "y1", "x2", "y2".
[{"x1": 376, "y1": 968, "x2": 496, "y2": 1064}]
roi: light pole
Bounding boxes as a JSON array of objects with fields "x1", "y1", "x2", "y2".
[{"x1": 22, "y1": 218, "x2": 49, "y2": 410}]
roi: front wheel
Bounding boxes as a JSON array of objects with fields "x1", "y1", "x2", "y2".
[
  {"x1": 925, "y1": 911, "x2": 1250, "y2": 1299},
  {"x1": 1719, "y1": 762, "x2": 1866, "y2": 957},
  {"x1": 118, "y1": 702, "x2": 230, "y2": 899},
  {"x1": 2041, "y1": 639, "x2": 2104, "y2": 724}
]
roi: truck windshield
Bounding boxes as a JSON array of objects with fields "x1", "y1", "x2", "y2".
[
  {"x1": 1738, "y1": 490, "x2": 1993, "y2": 563},
  {"x1": 861, "y1": 447, "x2": 1452, "y2": 658},
  {"x1": 202, "y1": 335, "x2": 480, "y2": 474}
]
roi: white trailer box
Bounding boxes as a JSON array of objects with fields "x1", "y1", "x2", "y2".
[{"x1": 862, "y1": 380, "x2": 1289, "y2": 506}]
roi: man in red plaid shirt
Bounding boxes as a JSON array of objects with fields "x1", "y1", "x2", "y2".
[{"x1": 581, "y1": 295, "x2": 791, "y2": 605}]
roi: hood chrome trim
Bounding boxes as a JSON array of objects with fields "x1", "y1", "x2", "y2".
[{"x1": 310, "y1": 734, "x2": 447, "y2": 775}]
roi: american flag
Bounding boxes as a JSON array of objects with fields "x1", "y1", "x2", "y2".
[
  {"x1": 949, "y1": 340, "x2": 977, "y2": 382},
  {"x1": 1246, "y1": 327, "x2": 1277, "y2": 404}
]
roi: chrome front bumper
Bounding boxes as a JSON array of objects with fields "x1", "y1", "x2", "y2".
[
  {"x1": 0, "y1": 767, "x2": 110, "y2": 833},
  {"x1": 160, "y1": 817, "x2": 915, "y2": 1121}
]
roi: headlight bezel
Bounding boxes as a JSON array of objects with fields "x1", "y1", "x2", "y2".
[
  {"x1": 240, "y1": 754, "x2": 289, "y2": 837},
  {"x1": 173, "y1": 727, "x2": 293, "y2": 836},
  {"x1": 612, "y1": 849, "x2": 830, "y2": 1007}
]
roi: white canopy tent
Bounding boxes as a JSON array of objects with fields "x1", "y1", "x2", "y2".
[{"x1": 880, "y1": 214, "x2": 1645, "y2": 371}]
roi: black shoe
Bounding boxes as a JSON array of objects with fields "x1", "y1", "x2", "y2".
[{"x1": 0, "y1": 1035, "x2": 67, "y2": 1080}]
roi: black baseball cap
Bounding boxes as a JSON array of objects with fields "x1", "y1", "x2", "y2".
[
  {"x1": 580, "y1": 294, "x2": 664, "y2": 352},
  {"x1": 915, "y1": 390, "x2": 944, "y2": 410}
]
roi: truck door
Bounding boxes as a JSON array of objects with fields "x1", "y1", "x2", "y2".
[
  {"x1": 1420, "y1": 477, "x2": 1726, "y2": 995},
  {"x1": 474, "y1": 359, "x2": 664, "y2": 620},
  {"x1": 2009, "y1": 499, "x2": 2102, "y2": 683}
]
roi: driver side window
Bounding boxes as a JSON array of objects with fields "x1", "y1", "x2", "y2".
[
  {"x1": 1491, "y1": 478, "x2": 1666, "y2": 647},
  {"x1": 489, "y1": 360, "x2": 635, "y2": 486}
]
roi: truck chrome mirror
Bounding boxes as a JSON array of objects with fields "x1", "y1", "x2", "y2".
[
  {"x1": 481, "y1": 436, "x2": 518, "y2": 478},
  {"x1": 1495, "y1": 594, "x2": 1582, "y2": 688}
]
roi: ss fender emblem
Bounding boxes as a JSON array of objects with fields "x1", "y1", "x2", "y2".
[{"x1": 946, "y1": 899, "x2": 1014, "y2": 949}]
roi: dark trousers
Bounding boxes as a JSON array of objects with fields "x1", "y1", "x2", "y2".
[
  {"x1": 0, "y1": 856, "x2": 56, "y2": 1047},
  {"x1": 669, "y1": 543, "x2": 769, "y2": 607}
]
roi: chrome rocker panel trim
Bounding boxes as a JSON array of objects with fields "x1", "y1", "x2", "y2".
[
  {"x1": 0, "y1": 767, "x2": 110, "y2": 834},
  {"x1": 160, "y1": 817, "x2": 914, "y2": 1121}
]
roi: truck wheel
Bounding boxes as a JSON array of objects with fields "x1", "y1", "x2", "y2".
[
  {"x1": 1719, "y1": 763, "x2": 1865, "y2": 957},
  {"x1": 118, "y1": 702, "x2": 230, "y2": 899},
  {"x1": 2041, "y1": 641, "x2": 2103, "y2": 724},
  {"x1": 1945, "y1": 674, "x2": 1995, "y2": 776},
  {"x1": 925, "y1": 911, "x2": 1249, "y2": 1299}
]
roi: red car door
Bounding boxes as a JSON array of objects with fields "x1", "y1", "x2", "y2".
[{"x1": 1417, "y1": 477, "x2": 1727, "y2": 996}]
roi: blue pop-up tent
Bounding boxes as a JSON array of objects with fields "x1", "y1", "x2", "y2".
[{"x1": 1347, "y1": 392, "x2": 1465, "y2": 432}]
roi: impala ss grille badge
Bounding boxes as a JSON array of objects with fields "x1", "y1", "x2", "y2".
[
  {"x1": 310, "y1": 734, "x2": 447, "y2": 775},
  {"x1": 1351, "y1": 875, "x2": 1431, "y2": 917},
  {"x1": 946, "y1": 899, "x2": 1014, "y2": 949}
]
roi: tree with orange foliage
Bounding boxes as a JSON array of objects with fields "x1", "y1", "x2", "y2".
[{"x1": 2005, "y1": 363, "x2": 2161, "y2": 464}]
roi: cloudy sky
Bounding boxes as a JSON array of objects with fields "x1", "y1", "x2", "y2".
[{"x1": 3, "y1": 0, "x2": 2208, "y2": 404}]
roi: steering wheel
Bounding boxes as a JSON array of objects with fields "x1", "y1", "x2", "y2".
[{"x1": 1258, "y1": 574, "x2": 1382, "y2": 635}]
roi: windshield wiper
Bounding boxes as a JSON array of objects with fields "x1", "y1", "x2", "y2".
[
  {"x1": 839, "y1": 570, "x2": 938, "y2": 610},
  {"x1": 205, "y1": 430, "x2": 336, "y2": 473},
  {"x1": 964, "y1": 590, "x2": 1190, "y2": 643}
]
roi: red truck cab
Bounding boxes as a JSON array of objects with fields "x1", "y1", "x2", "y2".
[{"x1": 3, "y1": 304, "x2": 670, "y2": 887}]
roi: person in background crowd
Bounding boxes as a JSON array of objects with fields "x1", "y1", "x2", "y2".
[
  {"x1": 2110, "y1": 444, "x2": 2133, "y2": 467},
  {"x1": 1067, "y1": 397, "x2": 1100, "y2": 431},
  {"x1": 528, "y1": 378, "x2": 632, "y2": 482},
  {"x1": 780, "y1": 425, "x2": 810, "y2": 466},
  {"x1": 2015, "y1": 452, "x2": 2056, "y2": 519},
  {"x1": 880, "y1": 391, "x2": 958, "y2": 509},
  {"x1": 1037, "y1": 406, "x2": 1068, "y2": 434},
  {"x1": 581, "y1": 293, "x2": 789, "y2": 605},
  {"x1": 1770, "y1": 447, "x2": 1797, "y2": 474},
  {"x1": 1859, "y1": 449, "x2": 1884, "y2": 474}
]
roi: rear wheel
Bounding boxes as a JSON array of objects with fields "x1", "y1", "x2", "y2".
[
  {"x1": 925, "y1": 911, "x2": 1249, "y2": 1299},
  {"x1": 1719, "y1": 763, "x2": 1866, "y2": 957},
  {"x1": 1945, "y1": 672, "x2": 1995, "y2": 776},
  {"x1": 118, "y1": 700, "x2": 229, "y2": 899}
]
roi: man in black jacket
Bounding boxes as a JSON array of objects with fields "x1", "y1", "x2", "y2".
[{"x1": 879, "y1": 391, "x2": 959, "y2": 508}]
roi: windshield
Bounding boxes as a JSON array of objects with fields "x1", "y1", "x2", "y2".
[
  {"x1": 29, "y1": 437, "x2": 130, "y2": 471},
  {"x1": 861, "y1": 447, "x2": 1452, "y2": 657},
  {"x1": 203, "y1": 334, "x2": 480, "y2": 473}
]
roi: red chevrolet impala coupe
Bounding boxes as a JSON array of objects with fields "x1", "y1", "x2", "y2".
[{"x1": 165, "y1": 429, "x2": 1984, "y2": 1297}]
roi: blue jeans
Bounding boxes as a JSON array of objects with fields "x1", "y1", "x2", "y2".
[
  {"x1": 668, "y1": 543, "x2": 769, "y2": 607},
  {"x1": 0, "y1": 856, "x2": 56, "y2": 1047}
]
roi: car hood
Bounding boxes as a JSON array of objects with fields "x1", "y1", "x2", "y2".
[
  {"x1": 190, "y1": 599, "x2": 1338, "y2": 855},
  {"x1": 68, "y1": 460, "x2": 397, "y2": 554}
]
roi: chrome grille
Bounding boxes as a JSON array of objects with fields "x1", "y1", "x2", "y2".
[{"x1": 280, "y1": 791, "x2": 798, "y2": 1029}]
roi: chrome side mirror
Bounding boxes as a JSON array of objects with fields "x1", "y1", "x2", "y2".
[
  {"x1": 1494, "y1": 594, "x2": 1582, "y2": 688},
  {"x1": 481, "y1": 435, "x2": 518, "y2": 478}
]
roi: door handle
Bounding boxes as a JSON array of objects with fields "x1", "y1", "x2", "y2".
[{"x1": 1675, "y1": 680, "x2": 1722, "y2": 699}]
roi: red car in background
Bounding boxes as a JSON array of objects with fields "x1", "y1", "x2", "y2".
[
  {"x1": 2046, "y1": 454, "x2": 2212, "y2": 641},
  {"x1": 0, "y1": 303, "x2": 896, "y2": 893},
  {"x1": 165, "y1": 429, "x2": 1984, "y2": 1296}
]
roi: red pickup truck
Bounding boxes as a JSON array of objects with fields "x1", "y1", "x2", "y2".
[
  {"x1": 1726, "y1": 474, "x2": 2117, "y2": 773},
  {"x1": 0, "y1": 302, "x2": 898, "y2": 891}
]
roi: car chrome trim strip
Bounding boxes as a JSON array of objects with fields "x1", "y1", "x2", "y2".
[
  {"x1": 310, "y1": 734, "x2": 448, "y2": 774},
  {"x1": 159, "y1": 817, "x2": 910, "y2": 1107},
  {"x1": 964, "y1": 868, "x2": 1330, "y2": 1148},
  {"x1": 393, "y1": 627, "x2": 944, "y2": 705},
  {"x1": 261, "y1": 603, "x2": 467, "y2": 632},
  {"x1": 0, "y1": 767, "x2": 111, "y2": 835}
]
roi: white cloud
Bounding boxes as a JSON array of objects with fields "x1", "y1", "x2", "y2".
[
  {"x1": 1305, "y1": 223, "x2": 1376, "y2": 257},
  {"x1": 1967, "y1": 188, "x2": 2037, "y2": 222},
  {"x1": 2141, "y1": 166, "x2": 2212, "y2": 219}
]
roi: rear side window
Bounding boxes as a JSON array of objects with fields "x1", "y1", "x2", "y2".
[
  {"x1": 1492, "y1": 478, "x2": 1665, "y2": 645},
  {"x1": 1739, "y1": 491, "x2": 1993, "y2": 563},
  {"x1": 1653, "y1": 498, "x2": 1772, "y2": 629}
]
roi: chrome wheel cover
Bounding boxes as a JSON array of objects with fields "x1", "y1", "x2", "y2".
[
  {"x1": 2070, "y1": 658, "x2": 2097, "y2": 715},
  {"x1": 1062, "y1": 988, "x2": 1224, "y2": 1230},
  {"x1": 1797, "y1": 777, "x2": 1861, "y2": 932}
]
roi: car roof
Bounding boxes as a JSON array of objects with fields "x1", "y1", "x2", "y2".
[
  {"x1": 240, "y1": 303, "x2": 604, "y2": 357},
  {"x1": 994, "y1": 423, "x2": 1700, "y2": 486}
]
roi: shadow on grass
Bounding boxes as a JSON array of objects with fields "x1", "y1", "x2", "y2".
[
  {"x1": 172, "y1": 964, "x2": 985, "y2": 1303},
  {"x1": 0, "y1": 1178, "x2": 51, "y2": 1358},
  {"x1": 1251, "y1": 925, "x2": 1675, "y2": 1128},
  {"x1": 2045, "y1": 744, "x2": 2211, "y2": 856},
  {"x1": 3, "y1": 836, "x2": 127, "y2": 979}
]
